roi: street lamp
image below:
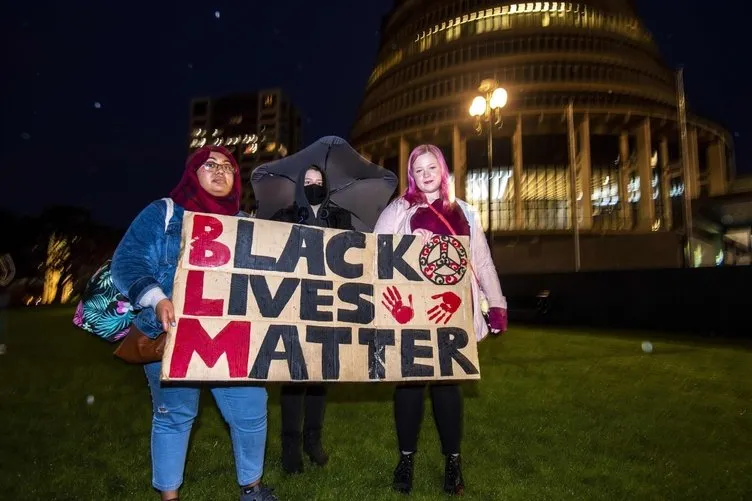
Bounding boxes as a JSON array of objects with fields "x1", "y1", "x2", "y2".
[{"x1": 469, "y1": 79, "x2": 507, "y2": 242}]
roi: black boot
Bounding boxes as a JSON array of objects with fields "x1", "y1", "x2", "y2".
[
  {"x1": 302, "y1": 384, "x2": 328, "y2": 466},
  {"x1": 281, "y1": 432, "x2": 303, "y2": 474},
  {"x1": 303, "y1": 430, "x2": 329, "y2": 466},
  {"x1": 443, "y1": 454, "x2": 464, "y2": 495},
  {"x1": 280, "y1": 384, "x2": 305, "y2": 474},
  {"x1": 392, "y1": 452, "x2": 414, "y2": 494}
]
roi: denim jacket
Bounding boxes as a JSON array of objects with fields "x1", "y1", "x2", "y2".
[{"x1": 111, "y1": 198, "x2": 246, "y2": 339}]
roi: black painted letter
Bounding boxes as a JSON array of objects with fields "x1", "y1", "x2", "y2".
[
  {"x1": 437, "y1": 328, "x2": 479, "y2": 376},
  {"x1": 249, "y1": 275, "x2": 300, "y2": 318},
  {"x1": 337, "y1": 283, "x2": 375, "y2": 324},
  {"x1": 358, "y1": 328, "x2": 395, "y2": 380},
  {"x1": 400, "y1": 329, "x2": 434, "y2": 378},
  {"x1": 249, "y1": 324, "x2": 308, "y2": 380},
  {"x1": 377, "y1": 234, "x2": 421, "y2": 281},
  {"x1": 234, "y1": 220, "x2": 278, "y2": 270},
  {"x1": 326, "y1": 231, "x2": 365, "y2": 279},
  {"x1": 228, "y1": 273, "x2": 249, "y2": 315},
  {"x1": 300, "y1": 279, "x2": 334, "y2": 322},
  {"x1": 306, "y1": 326, "x2": 352, "y2": 380},
  {"x1": 276, "y1": 225, "x2": 325, "y2": 275}
]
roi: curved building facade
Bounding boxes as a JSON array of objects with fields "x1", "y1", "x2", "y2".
[{"x1": 352, "y1": 0, "x2": 733, "y2": 259}]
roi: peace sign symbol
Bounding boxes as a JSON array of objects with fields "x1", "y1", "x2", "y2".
[{"x1": 418, "y1": 235, "x2": 468, "y2": 285}]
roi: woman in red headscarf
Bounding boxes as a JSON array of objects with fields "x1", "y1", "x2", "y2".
[{"x1": 111, "y1": 146, "x2": 279, "y2": 501}]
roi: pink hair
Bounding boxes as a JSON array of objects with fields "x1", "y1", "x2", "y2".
[{"x1": 403, "y1": 144, "x2": 453, "y2": 208}]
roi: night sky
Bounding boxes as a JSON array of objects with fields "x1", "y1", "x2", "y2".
[{"x1": 2, "y1": 0, "x2": 745, "y2": 229}]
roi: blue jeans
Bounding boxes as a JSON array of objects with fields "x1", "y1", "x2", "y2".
[{"x1": 144, "y1": 361, "x2": 268, "y2": 492}]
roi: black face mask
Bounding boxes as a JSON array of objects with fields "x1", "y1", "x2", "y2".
[{"x1": 304, "y1": 184, "x2": 326, "y2": 205}]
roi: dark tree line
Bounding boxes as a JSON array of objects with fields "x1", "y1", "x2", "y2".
[{"x1": 0, "y1": 207, "x2": 123, "y2": 306}]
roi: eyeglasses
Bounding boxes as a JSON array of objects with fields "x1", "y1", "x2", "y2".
[{"x1": 200, "y1": 160, "x2": 236, "y2": 174}]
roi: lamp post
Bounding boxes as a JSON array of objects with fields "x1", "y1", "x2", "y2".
[
  {"x1": 469, "y1": 79, "x2": 507, "y2": 243},
  {"x1": 676, "y1": 68, "x2": 694, "y2": 267},
  {"x1": 566, "y1": 100, "x2": 581, "y2": 272}
]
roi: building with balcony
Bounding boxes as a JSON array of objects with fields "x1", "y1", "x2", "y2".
[
  {"x1": 351, "y1": 0, "x2": 738, "y2": 272},
  {"x1": 189, "y1": 89, "x2": 302, "y2": 212}
]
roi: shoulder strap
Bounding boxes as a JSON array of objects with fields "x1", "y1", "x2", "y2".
[
  {"x1": 160, "y1": 198, "x2": 174, "y2": 233},
  {"x1": 427, "y1": 203, "x2": 458, "y2": 235}
]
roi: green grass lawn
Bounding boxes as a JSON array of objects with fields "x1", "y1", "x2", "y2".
[{"x1": 1, "y1": 307, "x2": 750, "y2": 500}]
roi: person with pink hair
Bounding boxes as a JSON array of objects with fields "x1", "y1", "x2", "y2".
[{"x1": 373, "y1": 144, "x2": 507, "y2": 496}]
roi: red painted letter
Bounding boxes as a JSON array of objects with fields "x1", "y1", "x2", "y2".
[
  {"x1": 169, "y1": 318, "x2": 251, "y2": 378},
  {"x1": 189, "y1": 214, "x2": 231, "y2": 267},
  {"x1": 183, "y1": 270, "x2": 224, "y2": 316}
]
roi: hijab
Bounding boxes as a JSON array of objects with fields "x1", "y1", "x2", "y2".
[{"x1": 169, "y1": 145, "x2": 242, "y2": 215}]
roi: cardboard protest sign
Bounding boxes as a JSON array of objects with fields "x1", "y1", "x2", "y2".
[{"x1": 161, "y1": 212, "x2": 481, "y2": 383}]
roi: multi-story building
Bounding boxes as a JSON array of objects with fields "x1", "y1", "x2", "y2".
[
  {"x1": 189, "y1": 89, "x2": 302, "y2": 212},
  {"x1": 352, "y1": 0, "x2": 739, "y2": 272}
]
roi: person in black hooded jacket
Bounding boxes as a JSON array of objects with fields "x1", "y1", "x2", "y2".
[{"x1": 270, "y1": 164, "x2": 354, "y2": 474}]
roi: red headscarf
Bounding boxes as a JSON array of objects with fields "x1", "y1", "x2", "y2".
[{"x1": 169, "y1": 145, "x2": 242, "y2": 216}]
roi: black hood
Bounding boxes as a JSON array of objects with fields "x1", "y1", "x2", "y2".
[{"x1": 293, "y1": 165, "x2": 331, "y2": 226}]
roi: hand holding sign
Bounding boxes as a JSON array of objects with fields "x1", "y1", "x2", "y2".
[
  {"x1": 412, "y1": 228, "x2": 433, "y2": 245},
  {"x1": 427, "y1": 291, "x2": 462, "y2": 324},
  {"x1": 156, "y1": 299, "x2": 176, "y2": 332},
  {"x1": 382, "y1": 286, "x2": 414, "y2": 324}
]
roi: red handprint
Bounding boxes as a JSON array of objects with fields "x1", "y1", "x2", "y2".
[
  {"x1": 382, "y1": 286, "x2": 414, "y2": 324},
  {"x1": 427, "y1": 292, "x2": 462, "y2": 324}
]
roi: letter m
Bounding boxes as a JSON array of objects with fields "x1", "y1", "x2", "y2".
[{"x1": 168, "y1": 318, "x2": 251, "y2": 378}]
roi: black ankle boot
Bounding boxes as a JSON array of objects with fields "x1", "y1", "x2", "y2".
[
  {"x1": 392, "y1": 452, "x2": 414, "y2": 494},
  {"x1": 443, "y1": 454, "x2": 464, "y2": 495},
  {"x1": 281, "y1": 432, "x2": 303, "y2": 474},
  {"x1": 303, "y1": 430, "x2": 329, "y2": 466}
]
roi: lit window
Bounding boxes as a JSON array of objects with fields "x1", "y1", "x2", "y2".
[
  {"x1": 628, "y1": 175, "x2": 640, "y2": 202},
  {"x1": 366, "y1": 3, "x2": 650, "y2": 87},
  {"x1": 693, "y1": 245, "x2": 703, "y2": 267},
  {"x1": 715, "y1": 250, "x2": 724, "y2": 266},
  {"x1": 465, "y1": 168, "x2": 514, "y2": 231}
]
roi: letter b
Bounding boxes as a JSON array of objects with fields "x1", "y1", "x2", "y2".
[{"x1": 189, "y1": 214, "x2": 231, "y2": 267}]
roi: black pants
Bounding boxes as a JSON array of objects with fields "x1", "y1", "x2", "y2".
[
  {"x1": 280, "y1": 383, "x2": 327, "y2": 437},
  {"x1": 394, "y1": 383, "x2": 462, "y2": 455}
]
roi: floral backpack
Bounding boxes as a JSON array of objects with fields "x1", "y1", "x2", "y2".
[{"x1": 72, "y1": 198, "x2": 174, "y2": 342}]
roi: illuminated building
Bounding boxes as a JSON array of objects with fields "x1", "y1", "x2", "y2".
[
  {"x1": 352, "y1": 1, "x2": 737, "y2": 271},
  {"x1": 189, "y1": 89, "x2": 303, "y2": 212},
  {"x1": 42, "y1": 233, "x2": 72, "y2": 305}
]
